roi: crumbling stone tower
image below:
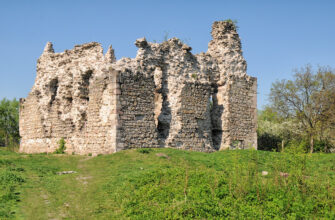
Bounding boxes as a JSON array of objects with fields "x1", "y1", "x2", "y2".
[{"x1": 19, "y1": 21, "x2": 257, "y2": 155}]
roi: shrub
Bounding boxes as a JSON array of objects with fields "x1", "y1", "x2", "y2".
[
  {"x1": 257, "y1": 132, "x2": 281, "y2": 151},
  {"x1": 55, "y1": 138, "x2": 66, "y2": 154},
  {"x1": 313, "y1": 139, "x2": 332, "y2": 152},
  {"x1": 285, "y1": 140, "x2": 307, "y2": 154},
  {"x1": 191, "y1": 73, "x2": 197, "y2": 79},
  {"x1": 224, "y1": 19, "x2": 239, "y2": 30},
  {"x1": 137, "y1": 148, "x2": 152, "y2": 154}
]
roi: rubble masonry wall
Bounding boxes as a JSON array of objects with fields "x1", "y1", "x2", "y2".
[{"x1": 19, "y1": 21, "x2": 257, "y2": 155}]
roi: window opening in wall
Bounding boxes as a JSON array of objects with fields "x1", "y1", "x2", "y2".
[
  {"x1": 79, "y1": 70, "x2": 93, "y2": 101},
  {"x1": 49, "y1": 78, "x2": 59, "y2": 106},
  {"x1": 211, "y1": 89, "x2": 223, "y2": 150}
]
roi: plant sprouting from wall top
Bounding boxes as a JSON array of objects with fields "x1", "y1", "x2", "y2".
[{"x1": 223, "y1": 19, "x2": 239, "y2": 31}]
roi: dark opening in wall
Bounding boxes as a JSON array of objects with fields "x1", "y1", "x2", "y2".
[
  {"x1": 156, "y1": 91, "x2": 171, "y2": 141},
  {"x1": 49, "y1": 78, "x2": 59, "y2": 106},
  {"x1": 79, "y1": 112, "x2": 87, "y2": 131},
  {"x1": 157, "y1": 113, "x2": 170, "y2": 139},
  {"x1": 79, "y1": 70, "x2": 93, "y2": 101},
  {"x1": 154, "y1": 66, "x2": 171, "y2": 146},
  {"x1": 82, "y1": 70, "x2": 93, "y2": 82},
  {"x1": 210, "y1": 86, "x2": 223, "y2": 150},
  {"x1": 212, "y1": 130, "x2": 222, "y2": 150}
]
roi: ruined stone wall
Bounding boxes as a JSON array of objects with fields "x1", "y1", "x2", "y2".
[
  {"x1": 20, "y1": 21, "x2": 257, "y2": 155},
  {"x1": 216, "y1": 75, "x2": 257, "y2": 149},
  {"x1": 80, "y1": 72, "x2": 118, "y2": 154},
  {"x1": 117, "y1": 70, "x2": 159, "y2": 149},
  {"x1": 20, "y1": 42, "x2": 118, "y2": 154},
  {"x1": 169, "y1": 82, "x2": 213, "y2": 152},
  {"x1": 208, "y1": 21, "x2": 257, "y2": 150}
]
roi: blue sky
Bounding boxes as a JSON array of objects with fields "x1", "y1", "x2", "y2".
[{"x1": 1, "y1": 0, "x2": 334, "y2": 108}]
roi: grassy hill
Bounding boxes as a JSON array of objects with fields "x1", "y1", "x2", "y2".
[{"x1": 0, "y1": 148, "x2": 334, "y2": 219}]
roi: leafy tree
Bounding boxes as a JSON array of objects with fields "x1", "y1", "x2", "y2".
[
  {"x1": 257, "y1": 107, "x2": 299, "y2": 151},
  {"x1": 0, "y1": 98, "x2": 20, "y2": 147},
  {"x1": 269, "y1": 65, "x2": 335, "y2": 153},
  {"x1": 257, "y1": 107, "x2": 281, "y2": 151}
]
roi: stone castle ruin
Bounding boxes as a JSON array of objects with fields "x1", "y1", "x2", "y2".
[{"x1": 19, "y1": 21, "x2": 257, "y2": 155}]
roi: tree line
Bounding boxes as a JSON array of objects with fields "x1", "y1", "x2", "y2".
[
  {"x1": 258, "y1": 65, "x2": 335, "y2": 153},
  {"x1": 0, "y1": 98, "x2": 20, "y2": 148}
]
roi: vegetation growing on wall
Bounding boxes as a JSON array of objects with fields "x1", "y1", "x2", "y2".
[
  {"x1": 223, "y1": 19, "x2": 239, "y2": 30},
  {"x1": 55, "y1": 138, "x2": 66, "y2": 154}
]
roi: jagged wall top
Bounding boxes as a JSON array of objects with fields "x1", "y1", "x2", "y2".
[
  {"x1": 208, "y1": 20, "x2": 247, "y2": 81},
  {"x1": 19, "y1": 20, "x2": 257, "y2": 154},
  {"x1": 37, "y1": 20, "x2": 245, "y2": 80},
  {"x1": 38, "y1": 42, "x2": 115, "y2": 71}
]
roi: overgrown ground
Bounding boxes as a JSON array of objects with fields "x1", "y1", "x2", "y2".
[{"x1": 0, "y1": 148, "x2": 334, "y2": 219}]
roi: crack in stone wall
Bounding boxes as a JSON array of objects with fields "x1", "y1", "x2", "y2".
[{"x1": 19, "y1": 21, "x2": 257, "y2": 154}]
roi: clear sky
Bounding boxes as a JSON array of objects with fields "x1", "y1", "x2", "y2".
[{"x1": 1, "y1": 0, "x2": 334, "y2": 108}]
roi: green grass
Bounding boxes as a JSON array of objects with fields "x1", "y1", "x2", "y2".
[{"x1": 0, "y1": 148, "x2": 334, "y2": 219}]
